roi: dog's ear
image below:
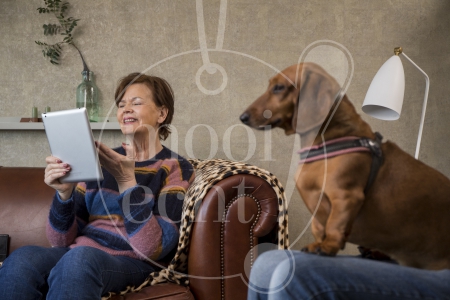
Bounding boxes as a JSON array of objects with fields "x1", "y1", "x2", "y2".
[{"x1": 292, "y1": 65, "x2": 341, "y2": 134}]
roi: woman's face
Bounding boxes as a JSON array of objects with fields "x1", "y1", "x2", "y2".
[{"x1": 116, "y1": 83, "x2": 167, "y2": 138}]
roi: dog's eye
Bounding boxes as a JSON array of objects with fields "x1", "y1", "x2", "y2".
[{"x1": 272, "y1": 84, "x2": 286, "y2": 94}]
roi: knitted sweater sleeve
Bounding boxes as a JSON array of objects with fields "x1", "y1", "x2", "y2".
[
  {"x1": 46, "y1": 183, "x2": 89, "y2": 247},
  {"x1": 118, "y1": 158, "x2": 194, "y2": 260}
]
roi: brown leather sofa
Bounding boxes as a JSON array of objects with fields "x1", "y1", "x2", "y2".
[{"x1": 0, "y1": 164, "x2": 281, "y2": 300}]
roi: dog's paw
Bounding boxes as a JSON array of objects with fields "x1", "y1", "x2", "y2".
[{"x1": 301, "y1": 242, "x2": 338, "y2": 256}]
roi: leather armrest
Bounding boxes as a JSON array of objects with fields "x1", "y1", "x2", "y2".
[{"x1": 188, "y1": 174, "x2": 278, "y2": 300}]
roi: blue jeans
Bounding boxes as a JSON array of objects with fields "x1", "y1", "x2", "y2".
[
  {"x1": 0, "y1": 245, "x2": 156, "y2": 300},
  {"x1": 248, "y1": 250, "x2": 450, "y2": 300}
]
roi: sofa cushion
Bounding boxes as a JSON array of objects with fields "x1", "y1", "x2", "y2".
[{"x1": 108, "y1": 283, "x2": 194, "y2": 300}]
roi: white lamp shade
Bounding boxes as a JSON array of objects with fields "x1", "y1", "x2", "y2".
[{"x1": 362, "y1": 55, "x2": 405, "y2": 120}]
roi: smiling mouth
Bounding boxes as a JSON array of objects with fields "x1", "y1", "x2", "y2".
[{"x1": 123, "y1": 118, "x2": 138, "y2": 124}]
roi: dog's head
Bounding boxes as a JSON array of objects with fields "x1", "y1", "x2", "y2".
[{"x1": 240, "y1": 62, "x2": 341, "y2": 135}]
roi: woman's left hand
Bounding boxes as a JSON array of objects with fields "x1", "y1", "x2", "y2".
[{"x1": 95, "y1": 141, "x2": 137, "y2": 193}]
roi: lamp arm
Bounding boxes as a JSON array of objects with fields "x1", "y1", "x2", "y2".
[{"x1": 400, "y1": 52, "x2": 430, "y2": 160}]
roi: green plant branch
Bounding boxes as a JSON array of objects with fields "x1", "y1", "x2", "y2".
[
  {"x1": 35, "y1": 0, "x2": 88, "y2": 71},
  {"x1": 71, "y1": 43, "x2": 89, "y2": 72}
]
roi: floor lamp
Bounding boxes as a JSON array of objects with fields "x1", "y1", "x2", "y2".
[{"x1": 362, "y1": 47, "x2": 430, "y2": 159}]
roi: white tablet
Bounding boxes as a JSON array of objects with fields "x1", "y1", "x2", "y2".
[{"x1": 42, "y1": 108, "x2": 104, "y2": 183}]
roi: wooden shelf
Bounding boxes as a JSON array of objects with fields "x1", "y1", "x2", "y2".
[{"x1": 0, "y1": 117, "x2": 120, "y2": 131}]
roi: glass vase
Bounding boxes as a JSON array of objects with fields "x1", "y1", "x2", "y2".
[{"x1": 76, "y1": 70, "x2": 99, "y2": 122}]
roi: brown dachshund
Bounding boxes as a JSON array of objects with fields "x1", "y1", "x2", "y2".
[{"x1": 240, "y1": 62, "x2": 450, "y2": 270}]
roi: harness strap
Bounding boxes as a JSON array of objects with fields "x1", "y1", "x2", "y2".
[{"x1": 298, "y1": 132, "x2": 384, "y2": 194}]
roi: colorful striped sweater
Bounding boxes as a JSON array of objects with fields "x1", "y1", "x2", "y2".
[{"x1": 46, "y1": 146, "x2": 195, "y2": 265}]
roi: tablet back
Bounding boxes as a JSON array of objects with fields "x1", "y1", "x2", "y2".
[{"x1": 42, "y1": 108, "x2": 104, "y2": 183}]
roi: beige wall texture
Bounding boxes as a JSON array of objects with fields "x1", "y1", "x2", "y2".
[{"x1": 1, "y1": 0, "x2": 450, "y2": 253}]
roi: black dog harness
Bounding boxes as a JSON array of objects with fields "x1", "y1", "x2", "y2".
[{"x1": 298, "y1": 132, "x2": 384, "y2": 194}]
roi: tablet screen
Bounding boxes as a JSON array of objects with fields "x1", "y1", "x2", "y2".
[{"x1": 42, "y1": 108, "x2": 104, "y2": 183}]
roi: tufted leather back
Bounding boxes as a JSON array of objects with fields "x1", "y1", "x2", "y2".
[{"x1": 0, "y1": 167, "x2": 53, "y2": 253}]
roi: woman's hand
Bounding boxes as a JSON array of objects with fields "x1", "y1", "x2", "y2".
[
  {"x1": 96, "y1": 141, "x2": 137, "y2": 193},
  {"x1": 44, "y1": 156, "x2": 76, "y2": 201}
]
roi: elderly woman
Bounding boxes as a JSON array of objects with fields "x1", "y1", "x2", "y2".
[{"x1": 0, "y1": 73, "x2": 194, "y2": 299}]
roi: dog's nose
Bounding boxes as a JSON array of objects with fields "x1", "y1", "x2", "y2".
[{"x1": 240, "y1": 112, "x2": 250, "y2": 124}]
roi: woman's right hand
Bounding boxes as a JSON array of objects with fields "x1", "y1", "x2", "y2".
[{"x1": 44, "y1": 156, "x2": 76, "y2": 201}]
